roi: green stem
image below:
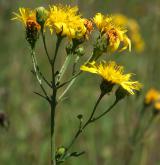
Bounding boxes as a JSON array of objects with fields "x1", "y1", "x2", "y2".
[
  {"x1": 65, "y1": 93, "x2": 104, "y2": 153},
  {"x1": 57, "y1": 71, "x2": 81, "y2": 89},
  {"x1": 52, "y1": 35, "x2": 63, "y2": 72},
  {"x1": 31, "y1": 49, "x2": 50, "y2": 101},
  {"x1": 51, "y1": 35, "x2": 62, "y2": 165},
  {"x1": 91, "y1": 100, "x2": 118, "y2": 122},
  {"x1": 62, "y1": 95, "x2": 118, "y2": 162},
  {"x1": 51, "y1": 90, "x2": 57, "y2": 165},
  {"x1": 41, "y1": 30, "x2": 52, "y2": 65}
]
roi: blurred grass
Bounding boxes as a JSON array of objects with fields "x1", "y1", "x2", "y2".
[{"x1": 0, "y1": 0, "x2": 160, "y2": 164}]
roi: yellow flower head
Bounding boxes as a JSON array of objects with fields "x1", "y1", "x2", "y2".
[
  {"x1": 12, "y1": 8, "x2": 41, "y2": 30},
  {"x1": 46, "y1": 5, "x2": 87, "y2": 39},
  {"x1": 80, "y1": 61, "x2": 142, "y2": 94},
  {"x1": 12, "y1": 8, "x2": 41, "y2": 48},
  {"x1": 145, "y1": 88, "x2": 160, "y2": 105},
  {"x1": 93, "y1": 13, "x2": 131, "y2": 52},
  {"x1": 113, "y1": 14, "x2": 145, "y2": 53}
]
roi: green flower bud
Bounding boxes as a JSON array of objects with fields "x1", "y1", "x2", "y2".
[
  {"x1": 36, "y1": 7, "x2": 48, "y2": 28},
  {"x1": 75, "y1": 47, "x2": 85, "y2": 56},
  {"x1": 100, "y1": 80, "x2": 114, "y2": 95},
  {"x1": 56, "y1": 147, "x2": 66, "y2": 156},
  {"x1": 115, "y1": 87, "x2": 128, "y2": 101}
]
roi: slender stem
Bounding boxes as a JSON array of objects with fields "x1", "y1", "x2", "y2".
[
  {"x1": 66, "y1": 93, "x2": 104, "y2": 153},
  {"x1": 34, "y1": 92, "x2": 51, "y2": 103},
  {"x1": 51, "y1": 90, "x2": 57, "y2": 165},
  {"x1": 41, "y1": 30, "x2": 52, "y2": 65},
  {"x1": 38, "y1": 69, "x2": 52, "y2": 88},
  {"x1": 31, "y1": 49, "x2": 50, "y2": 100},
  {"x1": 57, "y1": 71, "x2": 81, "y2": 89},
  {"x1": 92, "y1": 100, "x2": 118, "y2": 122},
  {"x1": 51, "y1": 35, "x2": 62, "y2": 165},
  {"x1": 31, "y1": 49, "x2": 42, "y2": 84},
  {"x1": 52, "y1": 35, "x2": 62, "y2": 71},
  {"x1": 82, "y1": 93, "x2": 105, "y2": 128}
]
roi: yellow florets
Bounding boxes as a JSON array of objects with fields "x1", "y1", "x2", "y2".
[
  {"x1": 12, "y1": 8, "x2": 40, "y2": 28},
  {"x1": 113, "y1": 14, "x2": 145, "y2": 53},
  {"x1": 81, "y1": 61, "x2": 142, "y2": 95},
  {"x1": 12, "y1": 8, "x2": 41, "y2": 48},
  {"x1": 46, "y1": 5, "x2": 87, "y2": 39},
  {"x1": 93, "y1": 13, "x2": 131, "y2": 53}
]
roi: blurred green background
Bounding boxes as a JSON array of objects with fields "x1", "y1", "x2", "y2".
[{"x1": 0, "y1": 0, "x2": 160, "y2": 164}]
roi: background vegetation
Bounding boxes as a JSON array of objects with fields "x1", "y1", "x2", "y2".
[{"x1": 0, "y1": 0, "x2": 160, "y2": 164}]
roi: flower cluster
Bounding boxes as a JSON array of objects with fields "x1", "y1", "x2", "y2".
[
  {"x1": 12, "y1": 5, "x2": 142, "y2": 97},
  {"x1": 113, "y1": 14, "x2": 145, "y2": 53}
]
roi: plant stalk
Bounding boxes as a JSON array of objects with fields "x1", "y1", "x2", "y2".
[{"x1": 51, "y1": 35, "x2": 62, "y2": 165}]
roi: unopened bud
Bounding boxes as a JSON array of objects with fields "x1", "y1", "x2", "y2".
[
  {"x1": 36, "y1": 7, "x2": 48, "y2": 28},
  {"x1": 75, "y1": 47, "x2": 85, "y2": 56},
  {"x1": 56, "y1": 147, "x2": 66, "y2": 160},
  {"x1": 115, "y1": 87, "x2": 128, "y2": 101},
  {"x1": 100, "y1": 80, "x2": 114, "y2": 95},
  {"x1": 26, "y1": 20, "x2": 41, "y2": 49},
  {"x1": 77, "y1": 114, "x2": 83, "y2": 120}
]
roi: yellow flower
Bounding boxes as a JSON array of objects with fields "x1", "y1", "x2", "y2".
[
  {"x1": 113, "y1": 14, "x2": 145, "y2": 53},
  {"x1": 93, "y1": 13, "x2": 131, "y2": 52},
  {"x1": 46, "y1": 5, "x2": 87, "y2": 39},
  {"x1": 145, "y1": 88, "x2": 160, "y2": 105},
  {"x1": 12, "y1": 8, "x2": 40, "y2": 29},
  {"x1": 12, "y1": 8, "x2": 41, "y2": 48},
  {"x1": 93, "y1": 13, "x2": 112, "y2": 33},
  {"x1": 81, "y1": 61, "x2": 142, "y2": 94}
]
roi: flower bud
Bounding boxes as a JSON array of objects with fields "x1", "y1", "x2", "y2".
[
  {"x1": 77, "y1": 114, "x2": 83, "y2": 123},
  {"x1": 56, "y1": 147, "x2": 66, "y2": 160},
  {"x1": 26, "y1": 20, "x2": 41, "y2": 49},
  {"x1": 115, "y1": 87, "x2": 128, "y2": 102},
  {"x1": 36, "y1": 7, "x2": 48, "y2": 28},
  {"x1": 75, "y1": 47, "x2": 85, "y2": 56},
  {"x1": 100, "y1": 80, "x2": 114, "y2": 95}
]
